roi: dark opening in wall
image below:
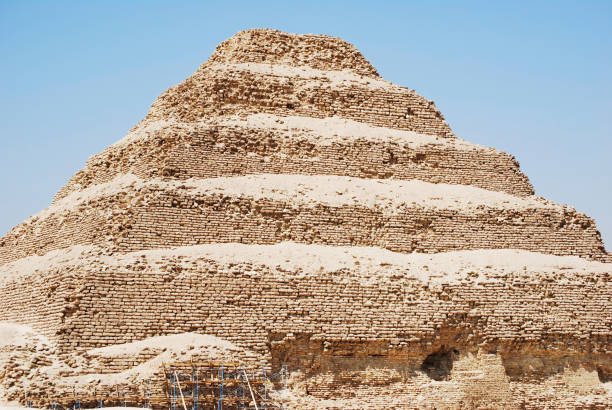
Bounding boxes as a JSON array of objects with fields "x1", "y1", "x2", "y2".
[
  {"x1": 421, "y1": 348, "x2": 458, "y2": 380},
  {"x1": 411, "y1": 153, "x2": 426, "y2": 163},
  {"x1": 286, "y1": 103, "x2": 294, "y2": 109},
  {"x1": 597, "y1": 366, "x2": 611, "y2": 383}
]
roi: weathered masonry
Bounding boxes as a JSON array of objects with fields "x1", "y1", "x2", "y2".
[{"x1": 1, "y1": 29, "x2": 610, "y2": 409}]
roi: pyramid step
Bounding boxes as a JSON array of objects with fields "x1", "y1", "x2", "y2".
[
  {"x1": 2, "y1": 174, "x2": 608, "y2": 265},
  {"x1": 53, "y1": 114, "x2": 533, "y2": 203},
  {"x1": 1, "y1": 243, "x2": 610, "y2": 357},
  {"x1": 143, "y1": 59, "x2": 453, "y2": 138}
]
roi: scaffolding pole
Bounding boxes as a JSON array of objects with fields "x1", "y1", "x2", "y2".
[
  {"x1": 145, "y1": 378, "x2": 151, "y2": 409},
  {"x1": 218, "y1": 365, "x2": 224, "y2": 410},
  {"x1": 170, "y1": 370, "x2": 177, "y2": 410},
  {"x1": 174, "y1": 371, "x2": 188, "y2": 410},
  {"x1": 263, "y1": 367, "x2": 268, "y2": 409},
  {"x1": 243, "y1": 367, "x2": 259, "y2": 410}
]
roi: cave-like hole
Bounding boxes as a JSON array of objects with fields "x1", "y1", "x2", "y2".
[
  {"x1": 597, "y1": 366, "x2": 611, "y2": 383},
  {"x1": 421, "y1": 349, "x2": 458, "y2": 380}
]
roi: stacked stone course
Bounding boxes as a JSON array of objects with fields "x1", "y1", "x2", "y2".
[
  {"x1": 2, "y1": 176, "x2": 609, "y2": 266},
  {"x1": 145, "y1": 65, "x2": 454, "y2": 137},
  {"x1": 1, "y1": 28, "x2": 611, "y2": 408},
  {"x1": 53, "y1": 120, "x2": 534, "y2": 202},
  {"x1": 207, "y1": 29, "x2": 380, "y2": 77},
  {"x1": 1, "y1": 244, "x2": 611, "y2": 407}
]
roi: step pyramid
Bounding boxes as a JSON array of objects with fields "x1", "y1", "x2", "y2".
[{"x1": 1, "y1": 29, "x2": 610, "y2": 408}]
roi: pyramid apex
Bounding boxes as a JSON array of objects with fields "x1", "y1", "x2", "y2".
[{"x1": 208, "y1": 28, "x2": 380, "y2": 77}]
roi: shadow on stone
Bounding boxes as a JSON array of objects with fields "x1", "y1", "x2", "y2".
[
  {"x1": 421, "y1": 348, "x2": 458, "y2": 381},
  {"x1": 597, "y1": 366, "x2": 611, "y2": 383}
]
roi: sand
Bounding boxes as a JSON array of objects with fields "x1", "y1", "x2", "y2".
[
  {"x1": 2, "y1": 242, "x2": 609, "y2": 287},
  {"x1": 0, "y1": 323, "x2": 49, "y2": 349},
  {"x1": 0, "y1": 326, "x2": 246, "y2": 402},
  {"x1": 63, "y1": 332, "x2": 243, "y2": 386},
  {"x1": 88, "y1": 332, "x2": 237, "y2": 357},
  {"x1": 0, "y1": 407, "x2": 142, "y2": 410},
  {"x1": 206, "y1": 62, "x2": 403, "y2": 91},
  {"x1": 217, "y1": 113, "x2": 475, "y2": 148},
  {"x1": 12, "y1": 173, "x2": 563, "y2": 235},
  {"x1": 112, "y1": 111, "x2": 469, "y2": 150},
  {"x1": 90, "y1": 243, "x2": 612, "y2": 286},
  {"x1": 0, "y1": 405, "x2": 143, "y2": 410}
]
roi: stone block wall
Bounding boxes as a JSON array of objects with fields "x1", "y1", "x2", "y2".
[
  {"x1": 3, "y1": 186, "x2": 609, "y2": 265},
  {"x1": 1, "y1": 248, "x2": 610, "y2": 408},
  {"x1": 2, "y1": 28, "x2": 611, "y2": 409},
  {"x1": 165, "y1": 126, "x2": 534, "y2": 196},
  {"x1": 0, "y1": 197, "x2": 119, "y2": 265},
  {"x1": 207, "y1": 29, "x2": 381, "y2": 77},
  {"x1": 146, "y1": 68, "x2": 455, "y2": 137},
  {"x1": 52, "y1": 123, "x2": 534, "y2": 203},
  {"x1": 0, "y1": 269, "x2": 75, "y2": 342},
  {"x1": 126, "y1": 194, "x2": 608, "y2": 260},
  {"x1": 3, "y1": 254, "x2": 606, "y2": 374}
]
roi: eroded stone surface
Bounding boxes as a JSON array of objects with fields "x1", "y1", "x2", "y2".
[{"x1": 1, "y1": 28, "x2": 610, "y2": 408}]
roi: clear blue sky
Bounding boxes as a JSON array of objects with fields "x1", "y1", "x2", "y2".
[{"x1": 1, "y1": 1, "x2": 610, "y2": 248}]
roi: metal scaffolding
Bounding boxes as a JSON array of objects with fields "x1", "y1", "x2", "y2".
[
  {"x1": 22, "y1": 361, "x2": 288, "y2": 409},
  {"x1": 163, "y1": 361, "x2": 288, "y2": 410}
]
